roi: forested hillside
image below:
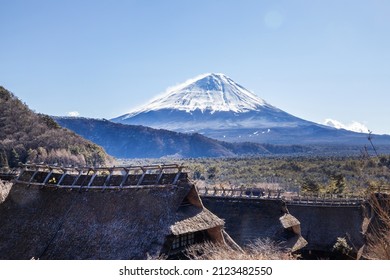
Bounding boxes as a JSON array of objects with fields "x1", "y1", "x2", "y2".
[
  {"x1": 0, "y1": 86, "x2": 112, "y2": 168},
  {"x1": 54, "y1": 117, "x2": 311, "y2": 158}
]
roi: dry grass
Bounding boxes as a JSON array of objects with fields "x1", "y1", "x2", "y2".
[
  {"x1": 186, "y1": 238, "x2": 298, "y2": 260},
  {"x1": 0, "y1": 179, "x2": 12, "y2": 203},
  {"x1": 364, "y1": 194, "x2": 390, "y2": 260}
]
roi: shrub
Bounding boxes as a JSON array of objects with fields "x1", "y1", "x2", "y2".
[
  {"x1": 186, "y1": 238, "x2": 297, "y2": 260},
  {"x1": 364, "y1": 194, "x2": 390, "y2": 260}
]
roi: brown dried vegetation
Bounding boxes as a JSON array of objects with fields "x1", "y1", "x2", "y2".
[
  {"x1": 0, "y1": 179, "x2": 12, "y2": 203},
  {"x1": 0, "y1": 86, "x2": 112, "y2": 168},
  {"x1": 364, "y1": 194, "x2": 390, "y2": 260},
  {"x1": 186, "y1": 239, "x2": 297, "y2": 260}
]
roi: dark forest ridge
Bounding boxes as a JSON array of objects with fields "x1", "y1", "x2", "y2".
[{"x1": 54, "y1": 117, "x2": 310, "y2": 158}]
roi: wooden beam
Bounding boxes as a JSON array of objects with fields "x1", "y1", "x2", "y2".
[
  {"x1": 78, "y1": 168, "x2": 92, "y2": 188},
  {"x1": 172, "y1": 171, "x2": 182, "y2": 185},
  {"x1": 14, "y1": 166, "x2": 26, "y2": 183},
  {"x1": 42, "y1": 169, "x2": 54, "y2": 185},
  {"x1": 137, "y1": 168, "x2": 146, "y2": 186},
  {"x1": 56, "y1": 171, "x2": 68, "y2": 188},
  {"x1": 119, "y1": 168, "x2": 130, "y2": 188},
  {"x1": 104, "y1": 168, "x2": 115, "y2": 187},
  {"x1": 155, "y1": 167, "x2": 164, "y2": 184},
  {"x1": 27, "y1": 170, "x2": 40, "y2": 187},
  {"x1": 71, "y1": 170, "x2": 83, "y2": 187},
  {"x1": 87, "y1": 171, "x2": 98, "y2": 188}
]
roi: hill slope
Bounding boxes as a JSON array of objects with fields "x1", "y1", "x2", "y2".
[
  {"x1": 54, "y1": 117, "x2": 310, "y2": 158},
  {"x1": 0, "y1": 86, "x2": 112, "y2": 168}
]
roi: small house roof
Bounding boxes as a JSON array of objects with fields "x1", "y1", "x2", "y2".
[
  {"x1": 171, "y1": 207, "x2": 224, "y2": 236},
  {"x1": 279, "y1": 214, "x2": 300, "y2": 229}
]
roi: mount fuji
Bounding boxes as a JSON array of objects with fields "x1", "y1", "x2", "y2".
[{"x1": 112, "y1": 73, "x2": 389, "y2": 146}]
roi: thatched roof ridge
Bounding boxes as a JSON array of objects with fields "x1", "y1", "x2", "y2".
[
  {"x1": 279, "y1": 214, "x2": 300, "y2": 229},
  {"x1": 171, "y1": 208, "x2": 224, "y2": 236},
  {"x1": 0, "y1": 179, "x2": 12, "y2": 203},
  {"x1": 284, "y1": 235, "x2": 308, "y2": 252}
]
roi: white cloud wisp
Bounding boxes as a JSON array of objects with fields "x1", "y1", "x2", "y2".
[
  {"x1": 323, "y1": 118, "x2": 369, "y2": 133},
  {"x1": 67, "y1": 111, "x2": 80, "y2": 117}
]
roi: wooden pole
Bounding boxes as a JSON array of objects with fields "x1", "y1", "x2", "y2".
[
  {"x1": 119, "y1": 168, "x2": 130, "y2": 188},
  {"x1": 42, "y1": 168, "x2": 54, "y2": 185}
]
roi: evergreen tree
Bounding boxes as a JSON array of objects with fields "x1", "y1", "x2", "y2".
[
  {"x1": 0, "y1": 149, "x2": 8, "y2": 168},
  {"x1": 301, "y1": 176, "x2": 320, "y2": 194},
  {"x1": 9, "y1": 148, "x2": 20, "y2": 168},
  {"x1": 328, "y1": 173, "x2": 346, "y2": 194}
]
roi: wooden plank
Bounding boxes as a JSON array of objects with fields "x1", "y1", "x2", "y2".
[
  {"x1": 155, "y1": 168, "x2": 164, "y2": 184},
  {"x1": 42, "y1": 169, "x2": 54, "y2": 185},
  {"x1": 137, "y1": 172, "x2": 146, "y2": 186},
  {"x1": 78, "y1": 169, "x2": 92, "y2": 189},
  {"x1": 71, "y1": 170, "x2": 83, "y2": 187},
  {"x1": 56, "y1": 171, "x2": 68, "y2": 187},
  {"x1": 27, "y1": 170, "x2": 40, "y2": 187},
  {"x1": 172, "y1": 172, "x2": 181, "y2": 185},
  {"x1": 14, "y1": 167, "x2": 27, "y2": 182},
  {"x1": 87, "y1": 171, "x2": 98, "y2": 187},
  {"x1": 104, "y1": 169, "x2": 115, "y2": 187},
  {"x1": 119, "y1": 169, "x2": 130, "y2": 188},
  {"x1": 16, "y1": 181, "x2": 45, "y2": 187}
]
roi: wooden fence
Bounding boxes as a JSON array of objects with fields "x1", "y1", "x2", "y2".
[
  {"x1": 12, "y1": 163, "x2": 187, "y2": 190},
  {"x1": 197, "y1": 186, "x2": 367, "y2": 206}
]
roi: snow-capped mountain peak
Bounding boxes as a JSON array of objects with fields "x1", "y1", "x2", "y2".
[
  {"x1": 124, "y1": 73, "x2": 270, "y2": 117},
  {"x1": 112, "y1": 73, "x2": 307, "y2": 133},
  {"x1": 109, "y1": 74, "x2": 390, "y2": 146}
]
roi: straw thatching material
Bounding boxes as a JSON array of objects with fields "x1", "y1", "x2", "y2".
[
  {"x1": 284, "y1": 235, "x2": 308, "y2": 252},
  {"x1": 279, "y1": 214, "x2": 300, "y2": 229},
  {"x1": 171, "y1": 208, "x2": 224, "y2": 235},
  {"x1": 0, "y1": 181, "x2": 224, "y2": 260},
  {"x1": 0, "y1": 179, "x2": 12, "y2": 203}
]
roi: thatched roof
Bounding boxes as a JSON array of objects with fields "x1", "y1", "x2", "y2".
[
  {"x1": 279, "y1": 214, "x2": 307, "y2": 251},
  {"x1": 284, "y1": 235, "x2": 308, "y2": 252},
  {"x1": 0, "y1": 181, "x2": 223, "y2": 260},
  {"x1": 279, "y1": 214, "x2": 300, "y2": 229},
  {"x1": 171, "y1": 208, "x2": 224, "y2": 235},
  {"x1": 0, "y1": 179, "x2": 12, "y2": 203}
]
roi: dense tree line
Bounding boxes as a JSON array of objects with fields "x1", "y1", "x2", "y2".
[
  {"x1": 120, "y1": 155, "x2": 390, "y2": 195},
  {"x1": 0, "y1": 86, "x2": 112, "y2": 169}
]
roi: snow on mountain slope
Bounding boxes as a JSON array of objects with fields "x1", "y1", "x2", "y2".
[
  {"x1": 111, "y1": 73, "x2": 327, "y2": 142},
  {"x1": 112, "y1": 73, "x2": 308, "y2": 130},
  {"x1": 109, "y1": 73, "x2": 390, "y2": 145},
  {"x1": 121, "y1": 73, "x2": 274, "y2": 118}
]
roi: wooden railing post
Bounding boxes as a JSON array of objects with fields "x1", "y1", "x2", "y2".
[
  {"x1": 42, "y1": 168, "x2": 54, "y2": 185},
  {"x1": 56, "y1": 170, "x2": 68, "y2": 188},
  {"x1": 155, "y1": 166, "x2": 164, "y2": 184},
  {"x1": 27, "y1": 169, "x2": 40, "y2": 188},
  {"x1": 119, "y1": 168, "x2": 129, "y2": 188},
  {"x1": 71, "y1": 169, "x2": 83, "y2": 188},
  {"x1": 137, "y1": 168, "x2": 146, "y2": 186},
  {"x1": 87, "y1": 170, "x2": 98, "y2": 188},
  {"x1": 172, "y1": 166, "x2": 183, "y2": 185},
  {"x1": 101, "y1": 168, "x2": 115, "y2": 192}
]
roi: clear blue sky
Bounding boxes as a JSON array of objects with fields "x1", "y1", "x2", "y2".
[{"x1": 1, "y1": 0, "x2": 389, "y2": 134}]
